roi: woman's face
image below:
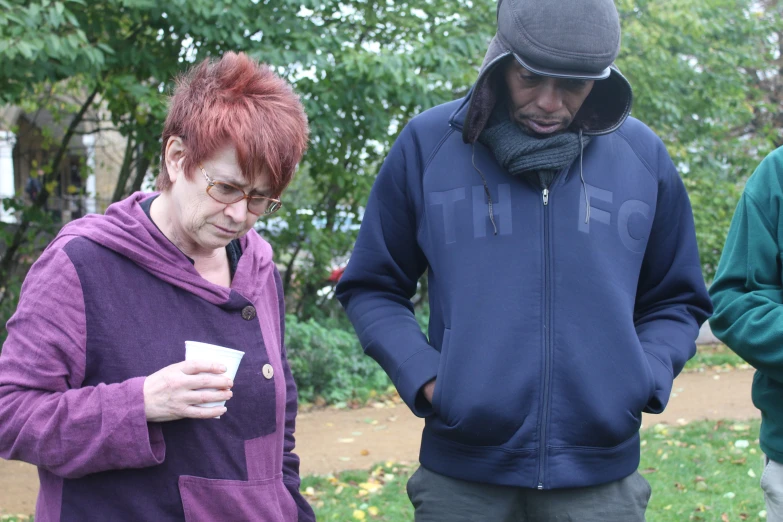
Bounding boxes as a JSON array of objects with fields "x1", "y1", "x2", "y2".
[{"x1": 164, "y1": 139, "x2": 272, "y2": 256}]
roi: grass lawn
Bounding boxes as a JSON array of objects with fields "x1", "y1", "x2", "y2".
[
  {"x1": 684, "y1": 344, "x2": 749, "y2": 373},
  {"x1": 303, "y1": 419, "x2": 767, "y2": 521},
  {"x1": 1, "y1": 418, "x2": 766, "y2": 522}
]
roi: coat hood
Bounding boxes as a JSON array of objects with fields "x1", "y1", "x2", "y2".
[
  {"x1": 461, "y1": 34, "x2": 633, "y2": 144},
  {"x1": 52, "y1": 192, "x2": 275, "y2": 306}
]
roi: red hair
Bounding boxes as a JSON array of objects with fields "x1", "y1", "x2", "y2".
[{"x1": 157, "y1": 52, "x2": 309, "y2": 196}]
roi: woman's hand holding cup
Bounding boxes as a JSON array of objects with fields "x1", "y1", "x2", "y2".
[{"x1": 143, "y1": 360, "x2": 234, "y2": 422}]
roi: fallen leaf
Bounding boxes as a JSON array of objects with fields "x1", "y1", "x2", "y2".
[
  {"x1": 722, "y1": 514, "x2": 729, "y2": 522},
  {"x1": 360, "y1": 449, "x2": 370, "y2": 456},
  {"x1": 640, "y1": 467, "x2": 658, "y2": 474},
  {"x1": 368, "y1": 506, "x2": 380, "y2": 516},
  {"x1": 353, "y1": 509, "x2": 366, "y2": 520},
  {"x1": 359, "y1": 481, "x2": 382, "y2": 493},
  {"x1": 338, "y1": 438, "x2": 355, "y2": 443}
]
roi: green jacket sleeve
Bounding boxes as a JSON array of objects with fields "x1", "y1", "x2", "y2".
[{"x1": 710, "y1": 151, "x2": 783, "y2": 381}]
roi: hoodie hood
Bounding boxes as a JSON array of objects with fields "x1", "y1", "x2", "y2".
[
  {"x1": 52, "y1": 192, "x2": 275, "y2": 306},
  {"x1": 462, "y1": 34, "x2": 633, "y2": 144}
]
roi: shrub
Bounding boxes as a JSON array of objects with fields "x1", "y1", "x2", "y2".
[{"x1": 285, "y1": 314, "x2": 391, "y2": 404}]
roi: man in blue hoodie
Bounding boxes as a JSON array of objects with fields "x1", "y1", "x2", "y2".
[{"x1": 336, "y1": 0, "x2": 712, "y2": 519}]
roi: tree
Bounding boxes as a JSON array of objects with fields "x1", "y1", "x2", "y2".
[
  {"x1": 616, "y1": 0, "x2": 781, "y2": 281},
  {"x1": 251, "y1": 1, "x2": 496, "y2": 318}
]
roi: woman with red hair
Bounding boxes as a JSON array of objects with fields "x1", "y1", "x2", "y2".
[{"x1": 0, "y1": 52, "x2": 314, "y2": 521}]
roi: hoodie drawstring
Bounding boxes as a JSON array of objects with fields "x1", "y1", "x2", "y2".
[
  {"x1": 472, "y1": 144, "x2": 498, "y2": 236},
  {"x1": 578, "y1": 129, "x2": 590, "y2": 224}
]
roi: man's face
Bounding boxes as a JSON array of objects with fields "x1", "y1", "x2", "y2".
[{"x1": 503, "y1": 60, "x2": 595, "y2": 136}]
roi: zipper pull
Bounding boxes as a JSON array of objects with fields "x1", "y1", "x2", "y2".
[{"x1": 542, "y1": 188, "x2": 549, "y2": 206}]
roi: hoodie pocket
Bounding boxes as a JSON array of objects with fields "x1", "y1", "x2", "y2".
[
  {"x1": 178, "y1": 474, "x2": 296, "y2": 522},
  {"x1": 549, "y1": 338, "x2": 652, "y2": 449},
  {"x1": 431, "y1": 328, "x2": 451, "y2": 419},
  {"x1": 428, "y1": 328, "x2": 539, "y2": 447},
  {"x1": 642, "y1": 351, "x2": 657, "y2": 403}
]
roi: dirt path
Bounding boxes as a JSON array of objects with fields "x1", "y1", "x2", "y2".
[{"x1": 0, "y1": 368, "x2": 759, "y2": 515}]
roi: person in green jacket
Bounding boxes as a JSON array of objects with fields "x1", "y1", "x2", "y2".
[{"x1": 710, "y1": 145, "x2": 783, "y2": 522}]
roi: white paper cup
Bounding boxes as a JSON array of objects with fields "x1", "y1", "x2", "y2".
[{"x1": 185, "y1": 341, "x2": 244, "y2": 409}]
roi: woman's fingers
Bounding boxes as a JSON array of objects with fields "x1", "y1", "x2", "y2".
[
  {"x1": 183, "y1": 389, "x2": 233, "y2": 406},
  {"x1": 180, "y1": 359, "x2": 227, "y2": 375},
  {"x1": 182, "y1": 405, "x2": 228, "y2": 419}
]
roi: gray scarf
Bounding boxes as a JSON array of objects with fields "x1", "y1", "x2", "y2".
[{"x1": 478, "y1": 102, "x2": 590, "y2": 176}]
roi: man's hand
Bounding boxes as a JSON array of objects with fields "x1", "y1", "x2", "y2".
[
  {"x1": 422, "y1": 379, "x2": 436, "y2": 404},
  {"x1": 143, "y1": 360, "x2": 234, "y2": 422}
]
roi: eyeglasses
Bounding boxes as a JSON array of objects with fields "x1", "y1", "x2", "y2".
[{"x1": 200, "y1": 165, "x2": 282, "y2": 216}]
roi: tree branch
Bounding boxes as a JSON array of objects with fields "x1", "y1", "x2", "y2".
[{"x1": 282, "y1": 240, "x2": 303, "y2": 297}]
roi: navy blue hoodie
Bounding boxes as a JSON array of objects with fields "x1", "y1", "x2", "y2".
[{"x1": 336, "y1": 49, "x2": 711, "y2": 490}]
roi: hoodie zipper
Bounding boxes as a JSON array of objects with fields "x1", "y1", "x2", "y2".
[{"x1": 537, "y1": 169, "x2": 563, "y2": 490}]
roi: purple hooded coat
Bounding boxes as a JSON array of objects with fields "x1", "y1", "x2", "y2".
[{"x1": 0, "y1": 193, "x2": 315, "y2": 521}]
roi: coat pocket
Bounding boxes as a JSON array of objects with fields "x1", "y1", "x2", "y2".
[
  {"x1": 642, "y1": 351, "x2": 657, "y2": 404},
  {"x1": 178, "y1": 474, "x2": 296, "y2": 522},
  {"x1": 431, "y1": 328, "x2": 452, "y2": 420}
]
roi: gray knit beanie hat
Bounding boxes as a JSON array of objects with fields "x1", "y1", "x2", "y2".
[{"x1": 497, "y1": 0, "x2": 621, "y2": 79}]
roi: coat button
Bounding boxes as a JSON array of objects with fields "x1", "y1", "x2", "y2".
[
  {"x1": 241, "y1": 306, "x2": 256, "y2": 321},
  {"x1": 262, "y1": 364, "x2": 274, "y2": 379}
]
